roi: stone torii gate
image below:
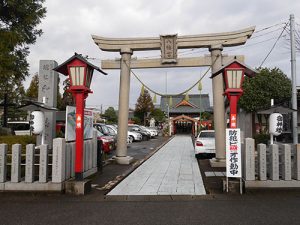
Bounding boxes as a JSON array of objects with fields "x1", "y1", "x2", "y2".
[{"x1": 92, "y1": 26, "x2": 255, "y2": 165}]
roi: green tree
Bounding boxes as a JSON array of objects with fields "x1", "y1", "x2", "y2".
[
  {"x1": 0, "y1": 0, "x2": 46, "y2": 88},
  {"x1": 5, "y1": 81, "x2": 27, "y2": 121},
  {"x1": 56, "y1": 76, "x2": 64, "y2": 110},
  {"x1": 134, "y1": 89, "x2": 154, "y2": 125},
  {"x1": 150, "y1": 108, "x2": 165, "y2": 123},
  {"x1": 239, "y1": 67, "x2": 292, "y2": 134},
  {"x1": 0, "y1": 0, "x2": 46, "y2": 124},
  {"x1": 103, "y1": 107, "x2": 118, "y2": 124},
  {"x1": 239, "y1": 67, "x2": 292, "y2": 112},
  {"x1": 61, "y1": 78, "x2": 75, "y2": 108},
  {"x1": 25, "y1": 73, "x2": 39, "y2": 100}
]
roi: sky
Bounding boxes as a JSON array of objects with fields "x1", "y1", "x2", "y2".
[{"x1": 26, "y1": 0, "x2": 300, "y2": 111}]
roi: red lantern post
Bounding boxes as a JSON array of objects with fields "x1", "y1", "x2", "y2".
[
  {"x1": 54, "y1": 53, "x2": 107, "y2": 180},
  {"x1": 211, "y1": 59, "x2": 256, "y2": 129}
]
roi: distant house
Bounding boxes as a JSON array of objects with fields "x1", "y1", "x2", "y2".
[{"x1": 160, "y1": 94, "x2": 212, "y2": 135}]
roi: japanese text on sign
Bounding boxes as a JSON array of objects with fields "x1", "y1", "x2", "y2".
[
  {"x1": 160, "y1": 34, "x2": 177, "y2": 64},
  {"x1": 226, "y1": 129, "x2": 241, "y2": 178}
]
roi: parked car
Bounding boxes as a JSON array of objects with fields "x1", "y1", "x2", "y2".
[
  {"x1": 106, "y1": 124, "x2": 142, "y2": 143},
  {"x1": 7, "y1": 121, "x2": 31, "y2": 135},
  {"x1": 139, "y1": 125, "x2": 158, "y2": 137},
  {"x1": 128, "y1": 125, "x2": 151, "y2": 141},
  {"x1": 128, "y1": 130, "x2": 143, "y2": 143},
  {"x1": 93, "y1": 128, "x2": 115, "y2": 153},
  {"x1": 93, "y1": 123, "x2": 110, "y2": 136},
  {"x1": 94, "y1": 123, "x2": 117, "y2": 146},
  {"x1": 194, "y1": 130, "x2": 215, "y2": 158}
]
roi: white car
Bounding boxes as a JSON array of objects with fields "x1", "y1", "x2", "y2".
[
  {"x1": 128, "y1": 130, "x2": 142, "y2": 143},
  {"x1": 194, "y1": 130, "x2": 215, "y2": 158},
  {"x1": 139, "y1": 125, "x2": 157, "y2": 138},
  {"x1": 106, "y1": 124, "x2": 142, "y2": 143}
]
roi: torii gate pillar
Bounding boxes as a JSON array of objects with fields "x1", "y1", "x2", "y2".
[
  {"x1": 116, "y1": 48, "x2": 134, "y2": 164},
  {"x1": 210, "y1": 45, "x2": 226, "y2": 167}
]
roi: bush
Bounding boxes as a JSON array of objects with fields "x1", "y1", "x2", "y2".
[
  {"x1": 253, "y1": 133, "x2": 269, "y2": 145},
  {"x1": 0, "y1": 127, "x2": 14, "y2": 135},
  {"x1": 0, "y1": 135, "x2": 36, "y2": 152}
]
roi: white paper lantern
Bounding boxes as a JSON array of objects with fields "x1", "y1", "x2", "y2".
[
  {"x1": 269, "y1": 113, "x2": 283, "y2": 136},
  {"x1": 30, "y1": 111, "x2": 45, "y2": 135}
]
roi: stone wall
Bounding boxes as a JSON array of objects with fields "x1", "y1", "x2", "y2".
[
  {"x1": 243, "y1": 138, "x2": 300, "y2": 188},
  {"x1": 0, "y1": 132, "x2": 98, "y2": 192}
]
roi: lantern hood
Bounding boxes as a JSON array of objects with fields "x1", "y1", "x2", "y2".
[
  {"x1": 53, "y1": 52, "x2": 107, "y2": 76},
  {"x1": 210, "y1": 59, "x2": 257, "y2": 79}
]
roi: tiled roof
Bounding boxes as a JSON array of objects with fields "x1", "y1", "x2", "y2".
[{"x1": 160, "y1": 94, "x2": 212, "y2": 114}]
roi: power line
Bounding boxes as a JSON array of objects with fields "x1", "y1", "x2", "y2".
[
  {"x1": 224, "y1": 35, "x2": 287, "y2": 53},
  {"x1": 258, "y1": 22, "x2": 289, "y2": 67},
  {"x1": 253, "y1": 22, "x2": 286, "y2": 33},
  {"x1": 251, "y1": 26, "x2": 286, "y2": 39}
]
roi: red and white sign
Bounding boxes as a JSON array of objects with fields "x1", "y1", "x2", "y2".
[
  {"x1": 226, "y1": 128, "x2": 241, "y2": 178},
  {"x1": 76, "y1": 114, "x2": 82, "y2": 128},
  {"x1": 230, "y1": 114, "x2": 237, "y2": 128}
]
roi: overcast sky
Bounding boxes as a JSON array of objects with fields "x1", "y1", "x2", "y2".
[{"x1": 26, "y1": 0, "x2": 300, "y2": 111}]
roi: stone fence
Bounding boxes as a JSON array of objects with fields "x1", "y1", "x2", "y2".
[
  {"x1": 0, "y1": 132, "x2": 98, "y2": 192},
  {"x1": 243, "y1": 138, "x2": 300, "y2": 188}
]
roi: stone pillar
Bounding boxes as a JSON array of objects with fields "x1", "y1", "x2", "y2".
[
  {"x1": 38, "y1": 60, "x2": 58, "y2": 149},
  {"x1": 39, "y1": 144, "x2": 48, "y2": 183},
  {"x1": 257, "y1": 143, "x2": 267, "y2": 180},
  {"x1": 270, "y1": 144, "x2": 279, "y2": 180},
  {"x1": 244, "y1": 138, "x2": 255, "y2": 180},
  {"x1": 280, "y1": 144, "x2": 291, "y2": 180},
  {"x1": 52, "y1": 138, "x2": 66, "y2": 183},
  {"x1": 0, "y1": 144, "x2": 7, "y2": 183},
  {"x1": 294, "y1": 144, "x2": 300, "y2": 180},
  {"x1": 25, "y1": 144, "x2": 35, "y2": 183},
  {"x1": 115, "y1": 48, "x2": 134, "y2": 164},
  {"x1": 209, "y1": 45, "x2": 225, "y2": 167},
  {"x1": 11, "y1": 144, "x2": 21, "y2": 183}
]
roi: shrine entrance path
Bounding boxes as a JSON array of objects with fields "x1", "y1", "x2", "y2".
[{"x1": 107, "y1": 135, "x2": 206, "y2": 196}]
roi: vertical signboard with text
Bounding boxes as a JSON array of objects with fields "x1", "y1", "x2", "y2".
[
  {"x1": 226, "y1": 128, "x2": 241, "y2": 178},
  {"x1": 37, "y1": 60, "x2": 58, "y2": 148}
]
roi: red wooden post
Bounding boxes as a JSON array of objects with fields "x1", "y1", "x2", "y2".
[
  {"x1": 75, "y1": 92, "x2": 85, "y2": 180},
  {"x1": 229, "y1": 95, "x2": 238, "y2": 128}
]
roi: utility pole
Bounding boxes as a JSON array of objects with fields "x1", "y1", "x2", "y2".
[{"x1": 290, "y1": 14, "x2": 298, "y2": 144}]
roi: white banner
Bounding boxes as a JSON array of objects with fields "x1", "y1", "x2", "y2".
[
  {"x1": 65, "y1": 106, "x2": 93, "y2": 141},
  {"x1": 226, "y1": 128, "x2": 242, "y2": 178}
]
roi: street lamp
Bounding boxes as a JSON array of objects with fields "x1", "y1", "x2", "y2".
[
  {"x1": 53, "y1": 53, "x2": 107, "y2": 180},
  {"x1": 211, "y1": 59, "x2": 256, "y2": 128}
]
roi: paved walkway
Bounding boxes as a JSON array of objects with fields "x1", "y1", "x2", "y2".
[{"x1": 108, "y1": 135, "x2": 206, "y2": 195}]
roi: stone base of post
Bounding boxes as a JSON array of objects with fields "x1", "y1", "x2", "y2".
[
  {"x1": 114, "y1": 156, "x2": 134, "y2": 165},
  {"x1": 209, "y1": 157, "x2": 226, "y2": 167},
  {"x1": 65, "y1": 179, "x2": 91, "y2": 195}
]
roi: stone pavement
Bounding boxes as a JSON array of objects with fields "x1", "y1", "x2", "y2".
[{"x1": 108, "y1": 135, "x2": 206, "y2": 195}]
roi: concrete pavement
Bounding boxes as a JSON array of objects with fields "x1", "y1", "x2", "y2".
[{"x1": 108, "y1": 135, "x2": 206, "y2": 195}]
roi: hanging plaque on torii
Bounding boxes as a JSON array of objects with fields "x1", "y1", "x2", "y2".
[{"x1": 160, "y1": 34, "x2": 177, "y2": 64}]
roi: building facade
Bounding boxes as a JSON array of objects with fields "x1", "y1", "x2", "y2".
[{"x1": 160, "y1": 94, "x2": 212, "y2": 135}]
